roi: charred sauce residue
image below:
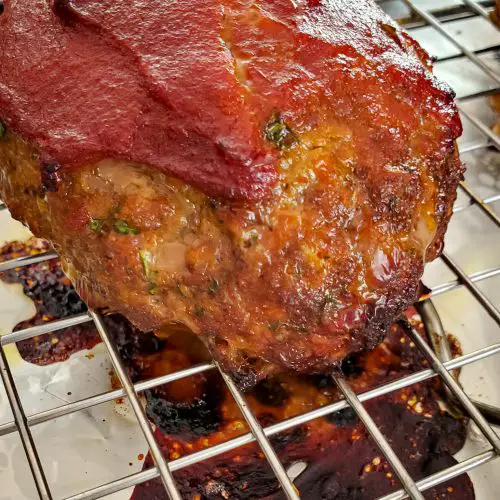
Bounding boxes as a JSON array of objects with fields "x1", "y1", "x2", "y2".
[{"x1": 1, "y1": 239, "x2": 474, "y2": 499}]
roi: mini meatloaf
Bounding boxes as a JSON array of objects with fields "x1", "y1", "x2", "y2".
[{"x1": 0, "y1": 0, "x2": 463, "y2": 382}]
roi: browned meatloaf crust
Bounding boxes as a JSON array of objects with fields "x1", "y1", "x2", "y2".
[
  {"x1": 0, "y1": 0, "x2": 463, "y2": 382},
  {"x1": 0, "y1": 239, "x2": 473, "y2": 499}
]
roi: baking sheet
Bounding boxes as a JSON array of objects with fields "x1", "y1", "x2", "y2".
[
  {"x1": 0, "y1": 218, "x2": 147, "y2": 499},
  {"x1": 1, "y1": 1, "x2": 500, "y2": 498}
]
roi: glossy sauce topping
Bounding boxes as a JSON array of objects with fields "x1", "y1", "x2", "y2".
[{"x1": 0, "y1": 0, "x2": 461, "y2": 200}]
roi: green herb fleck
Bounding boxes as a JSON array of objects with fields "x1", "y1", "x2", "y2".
[
  {"x1": 0, "y1": 121, "x2": 6, "y2": 139},
  {"x1": 89, "y1": 218, "x2": 104, "y2": 233},
  {"x1": 264, "y1": 114, "x2": 296, "y2": 150},
  {"x1": 114, "y1": 219, "x2": 140, "y2": 235},
  {"x1": 194, "y1": 305, "x2": 205, "y2": 318},
  {"x1": 148, "y1": 284, "x2": 159, "y2": 295},
  {"x1": 139, "y1": 250, "x2": 153, "y2": 279},
  {"x1": 319, "y1": 292, "x2": 340, "y2": 324},
  {"x1": 176, "y1": 280, "x2": 187, "y2": 297},
  {"x1": 323, "y1": 292, "x2": 340, "y2": 309},
  {"x1": 268, "y1": 320, "x2": 280, "y2": 332},
  {"x1": 208, "y1": 279, "x2": 220, "y2": 295}
]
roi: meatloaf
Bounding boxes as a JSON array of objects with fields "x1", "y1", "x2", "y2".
[{"x1": 0, "y1": 0, "x2": 463, "y2": 382}]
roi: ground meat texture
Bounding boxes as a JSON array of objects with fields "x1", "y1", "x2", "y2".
[
  {"x1": 1, "y1": 247, "x2": 473, "y2": 499},
  {"x1": 0, "y1": 0, "x2": 464, "y2": 381}
]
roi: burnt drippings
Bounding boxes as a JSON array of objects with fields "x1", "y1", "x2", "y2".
[
  {"x1": 0, "y1": 239, "x2": 99, "y2": 364},
  {"x1": 0, "y1": 239, "x2": 158, "y2": 366},
  {"x1": 40, "y1": 163, "x2": 62, "y2": 193},
  {"x1": 103, "y1": 315, "x2": 164, "y2": 381},
  {"x1": 145, "y1": 378, "x2": 224, "y2": 439},
  {"x1": 1, "y1": 239, "x2": 475, "y2": 500},
  {"x1": 131, "y1": 313, "x2": 474, "y2": 500},
  {"x1": 253, "y1": 378, "x2": 290, "y2": 407},
  {"x1": 326, "y1": 406, "x2": 358, "y2": 428},
  {"x1": 341, "y1": 353, "x2": 364, "y2": 378},
  {"x1": 1, "y1": 240, "x2": 86, "y2": 318}
]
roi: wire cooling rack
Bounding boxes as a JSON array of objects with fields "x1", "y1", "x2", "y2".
[{"x1": 1, "y1": 1, "x2": 500, "y2": 499}]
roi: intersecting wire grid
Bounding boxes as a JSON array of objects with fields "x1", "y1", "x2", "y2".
[{"x1": 1, "y1": 2, "x2": 500, "y2": 499}]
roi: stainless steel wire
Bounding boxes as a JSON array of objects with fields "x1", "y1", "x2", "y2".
[
  {"x1": 442, "y1": 251, "x2": 500, "y2": 325},
  {"x1": 334, "y1": 376, "x2": 425, "y2": 500},
  {"x1": 90, "y1": 312, "x2": 182, "y2": 500},
  {"x1": 63, "y1": 343, "x2": 500, "y2": 500},
  {"x1": 459, "y1": 106, "x2": 500, "y2": 150},
  {"x1": 0, "y1": 362, "x2": 215, "y2": 438},
  {"x1": 1, "y1": 313, "x2": 92, "y2": 346},
  {"x1": 0, "y1": 251, "x2": 58, "y2": 273},
  {"x1": 403, "y1": 322, "x2": 500, "y2": 452},
  {"x1": 0, "y1": 347, "x2": 52, "y2": 499},
  {"x1": 217, "y1": 364, "x2": 300, "y2": 500},
  {"x1": 432, "y1": 265, "x2": 500, "y2": 296},
  {"x1": 402, "y1": 0, "x2": 500, "y2": 85},
  {"x1": 460, "y1": 0, "x2": 494, "y2": 21},
  {"x1": 458, "y1": 181, "x2": 500, "y2": 226},
  {"x1": 1, "y1": 2, "x2": 500, "y2": 500},
  {"x1": 380, "y1": 450, "x2": 498, "y2": 500}
]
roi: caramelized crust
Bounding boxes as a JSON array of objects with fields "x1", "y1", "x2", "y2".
[{"x1": 0, "y1": 0, "x2": 464, "y2": 380}]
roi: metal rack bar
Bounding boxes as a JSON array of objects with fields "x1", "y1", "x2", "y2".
[
  {"x1": 402, "y1": 0, "x2": 500, "y2": 85},
  {"x1": 459, "y1": 87, "x2": 500, "y2": 103},
  {"x1": 218, "y1": 365, "x2": 300, "y2": 500},
  {"x1": 484, "y1": 193, "x2": 500, "y2": 204},
  {"x1": 436, "y1": 45, "x2": 500, "y2": 64},
  {"x1": 0, "y1": 362, "x2": 215, "y2": 437},
  {"x1": 1, "y1": 2, "x2": 500, "y2": 499},
  {"x1": 403, "y1": 321, "x2": 500, "y2": 452},
  {"x1": 380, "y1": 450, "x2": 498, "y2": 500},
  {"x1": 458, "y1": 142, "x2": 494, "y2": 154},
  {"x1": 388, "y1": 1, "x2": 494, "y2": 30},
  {"x1": 61, "y1": 343, "x2": 500, "y2": 500},
  {"x1": 0, "y1": 347, "x2": 52, "y2": 499},
  {"x1": 1, "y1": 313, "x2": 92, "y2": 346},
  {"x1": 0, "y1": 251, "x2": 58, "y2": 273},
  {"x1": 442, "y1": 251, "x2": 500, "y2": 325},
  {"x1": 454, "y1": 187, "x2": 500, "y2": 215},
  {"x1": 66, "y1": 469, "x2": 159, "y2": 500},
  {"x1": 432, "y1": 265, "x2": 500, "y2": 296},
  {"x1": 334, "y1": 376, "x2": 425, "y2": 500},
  {"x1": 459, "y1": 107, "x2": 500, "y2": 150},
  {"x1": 460, "y1": 0, "x2": 493, "y2": 21},
  {"x1": 90, "y1": 312, "x2": 182, "y2": 500},
  {"x1": 459, "y1": 181, "x2": 500, "y2": 227}
]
